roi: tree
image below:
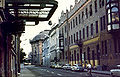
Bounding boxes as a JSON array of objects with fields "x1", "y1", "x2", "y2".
[{"x1": 20, "y1": 48, "x2": 26, "y2": 63}]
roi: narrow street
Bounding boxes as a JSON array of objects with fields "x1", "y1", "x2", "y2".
[{"x1": 20, "y1": 64, "x2": 111, "y2": 77}]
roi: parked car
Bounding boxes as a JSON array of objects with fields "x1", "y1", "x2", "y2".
[
  {"x1": 63, "y1": 64, "x2": 71, "y2": 70},
  {"x1": 110, "y1": 65, "x2": 120, "y2": 77},
  {"x1": 71, "y1": 64, "x2": 84, "y2": 71},
  {"x1": 55, "y1": 64, "x2": 63, "y2": 69},
  {"x1": 50, "y1": 64, "x2": 57, "y2": 68}
]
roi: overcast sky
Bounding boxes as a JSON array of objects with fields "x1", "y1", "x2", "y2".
[{"x1": 20, "y1": 0, "x2": 75, "y2": 57}]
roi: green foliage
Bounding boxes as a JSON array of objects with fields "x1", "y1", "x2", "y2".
[{"x1": 20, "y1": 48, "x2": 26, "y2": 63}]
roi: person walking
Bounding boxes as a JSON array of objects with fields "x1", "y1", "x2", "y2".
[{"x1": 87, "y1": 63, "x2": 92, "y2": 76}]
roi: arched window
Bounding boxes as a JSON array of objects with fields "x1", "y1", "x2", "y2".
[{"x1": 111, "y1": 7, "x2": 118, "y2": 12}]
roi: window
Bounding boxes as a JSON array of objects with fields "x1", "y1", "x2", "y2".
[
  {"x1": 71, "y1": 35, "x2": 73, "y2": 44},
  {"x1": 69, "y1": 36, "x2": 70, "y2": 45},
  {"x1": 86, "y1": 26, "x2": 89, "y2": 37},
  {"x1": 87, "y1": 47, "x2": 90, "y2": 63},
  {"x1": 99, "y1": 0, "x2": 102, "y2": 8},
  {"x1": 94, "y1": 0, "x2": 97, "y2": 12},
  {"x1": 101, "y1": 41, "x2": 104, "y2": 55},
  {"x1": 90, "y1": 4, "x2": 92, "y2": 16},
  {"x1": 83, "y1": 28, "x2": 85, "y2": 39},
  {"x1": 73, "y1": 19, "x2": 75, "y2": 28},
  {"x1": 82, "y1": 11, "x2": 84, "y2": 20},
  {"x1": 71, "y1": 21, "x2": 72, "y2": 30},
  {"x1": 118, "y1": 39, "x2": 120, "y2": 53},
  {"x1": 65, "y1": 26, "x2": 67, "y2": 33},
  {"x1": 103, "y1": 15, "x2": 106, "y2": 30},
  {"x1": 65, "y1": 38, "x2": 67, "y2": 45},
  {"x1": 77, "y1": 53, "x2": 79, "y2": 63},
  {"x1": 102, "y1": 0, "x2": 104, "y2": 7},
  {"x1": 91, "y1": 24, "x2": 93, "y2": 35},
  {"x1": 86, "y1": 8, "x2": 88, "y2": 18},
  {"x1": 76, "y1": 32, "x2": 78, "y2": 41},
  {"x1": 74, "y1": 50, "x2": 76, "y2": 64},
  {"x1": 79, "y1": 14, "x2": 81, "y2": 24},
  {"x1": 111, "y1": 8, "x2": 119, "y2": 23},
  {"x1": 74, "y1": 34, "x2": 75, "y2": 43},
  {"x1": 76, "y1": 17, "x2": 78, "y2": 26},
  {"x1": 105, "y1": 40, "x2": 107, "y2": 54},
  {"x1": 96, "y1": 21, "x2": 98, "y2": 33},
  {"x1": 100, "y1": 17, "x2": 103, "y2": 31},
  {"x1": 79, "y1": 30, "x2": 81, "y2": 40}
]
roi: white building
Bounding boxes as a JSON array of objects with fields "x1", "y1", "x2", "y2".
[{"x1": 42, "y1": 34, "x2": 50, "y2": 67}]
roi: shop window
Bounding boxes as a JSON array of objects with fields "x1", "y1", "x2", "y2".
[
  {"x1": 101, "y1": 41, "x2": 104, "y2": 55},
  {"x1": 74, "y1": 50, "x2": 76, "y2": 64},
  {"x1": 77, "y1": 53, "x2": 79, "y2": 63},
  {"x1": 87, "y1": 47, "x2": 90, "y2": 63},
  {"x1": 118, "y1": 39, "x2": 120, "y2": 53},
  {"x1": 105, "y1": 40, "x2": 107, "y2": 54}
]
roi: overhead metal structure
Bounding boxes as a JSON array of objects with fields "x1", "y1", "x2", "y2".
[{"x1": 5, "y1": 0, "x2": 58, "y2": 21}]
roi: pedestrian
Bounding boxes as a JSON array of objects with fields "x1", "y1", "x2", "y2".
[{"x1": 87, "y1": 63, "x2": 92, "y2": 76}]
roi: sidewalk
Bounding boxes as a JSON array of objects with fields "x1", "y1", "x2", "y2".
[
  {"x1": 18, "y1": 64, "x2": 35, "y2": 77},
  {"x1": 84, "y1": 69, "x2": 110, "y2": 75}
]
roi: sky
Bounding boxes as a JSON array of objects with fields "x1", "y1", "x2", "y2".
[{"x1": 20, "y1": 0, "x2": 75, "y2": 57}]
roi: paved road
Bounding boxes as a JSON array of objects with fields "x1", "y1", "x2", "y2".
[{"x1": 20, "y1": 65, "x2": 111, "y2": 77}]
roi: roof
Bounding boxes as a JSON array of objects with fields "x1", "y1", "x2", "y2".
[{"x1": 30, "y1": 30, "x2": 49, "y2": 43}]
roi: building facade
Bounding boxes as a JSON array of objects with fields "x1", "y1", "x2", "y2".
[
  {"x1": 42, "y1": 34, "x2": 50, "y2": 67},
  {"x1": 58, "y1": 0, "x2": 120, "y2": 70},
  {"x1": 30, "y1": 30, "x2": 49, "y2": 65}
]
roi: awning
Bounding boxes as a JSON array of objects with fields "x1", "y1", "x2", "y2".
[{"x1": 5, "y1": 0, "x2": 58, "y2": 21}]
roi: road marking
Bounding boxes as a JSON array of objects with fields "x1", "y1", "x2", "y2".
[{"x1": 57, "y1": 73, "x2": 62, "y2": 76}]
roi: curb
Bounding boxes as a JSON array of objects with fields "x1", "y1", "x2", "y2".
[{"x1": 84, "y1": 69, "x2": 110, "y2": 75}]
